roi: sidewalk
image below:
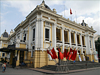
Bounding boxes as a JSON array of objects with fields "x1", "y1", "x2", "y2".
[{"x1": 29, "y1": 67, "x2": 100, "y2": 74}]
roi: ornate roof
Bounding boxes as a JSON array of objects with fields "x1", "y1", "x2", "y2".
[
  {"x1": 44, "y1": 3, "x2": 51, "y2": 10},
  {"x1": 40, "y1": 0, "x2": 51, "y2": 10},
  {"x1": 2, "y1": 30, "x2": 9, "y2": 38}
]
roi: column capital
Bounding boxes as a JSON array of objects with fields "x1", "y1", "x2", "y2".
[
  {"x1": 71, "y1": 30, "x2": 75, "y2": 33},
  {"x1": 74, "y1": 31, "x2": 77, "y2": 34}
]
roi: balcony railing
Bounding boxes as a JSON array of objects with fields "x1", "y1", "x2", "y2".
[
  {"x1": 33, "y1": 38, "x2": 35, "y2": 41},
  {"x1": 72, "y1": 43, "x2": 76, "y2": 45},
  {"x1": 65, "y1": 42, "x2": 70, "y2": 44},
  {"x1": 83, "y1": 45, "x2": 86, "y2": 47},
  {"x1": 45, "y1": 38, "x2": 49, "y2": 41},
  {"x1": 20, "y1": 40, "x2": 25, "y2": 42},
  {"x1": 56, "y1": 40, "x2": 62, "y2": 43},
  {"x1": 78, "y1": 44, "x2": 81, "y2": 46}
]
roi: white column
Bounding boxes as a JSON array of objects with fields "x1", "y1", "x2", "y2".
[
  {"x1": 28, "y1": 26, "x2": 32, "y2": 51},
  {"x1": 69, "y1": 30, "x2": 71, "y2": 47},
  {"x1": 20, "y1": 30, "x2": 22, "y2": 40},
  {"x1": 52, "y1": 23, "x2": 56, "y2": 50},
  {"x1": 40, "y1": 20, "x2": 43, "y2": 50},
  {"x1": 80, "y1": 34, "x2": 83, "y2": 54},
  {"x1": 62, "y1": 27, "x2": 64, "y2": 52},
  {"x1": 35, "y1": 20, "x2": 39, "y2": 50},
  {"x1": 38, "y1": 19, "x2": 43, "y2": 50},
  {"x1": 85, "y1": 33, "x2": 91, "y2": 54},
  {"x1": 92, "y1": 37, "x2": 95, "y2": 51},
  {"x1": 75, "y1": 32, "x2": 77, "y2": 49}
]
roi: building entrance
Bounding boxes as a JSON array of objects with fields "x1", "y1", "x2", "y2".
[{"x1": 20, "y1": 51, "x2": 24, "y2": 63}]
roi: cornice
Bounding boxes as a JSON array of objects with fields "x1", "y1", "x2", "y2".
[
  {"x1": 0, "y1": 37, "x2": 8, "y2": 41},
  {"x1": 8, "y1": 32, "x2": 16, "y2": 41},
  {"x1": 26, "y1": 6, "x2": 38, "y2": 19},
  {"x1": 14, "y1": 3, "x2": 96, "y2": 35}
]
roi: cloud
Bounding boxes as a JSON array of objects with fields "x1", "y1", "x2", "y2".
[
  {"x1": 64, "y1": 1, "x2": 100, "y2": 16},
  {"x1": 59, "y1": 1, "x2": 99, "y2": 18},
  {"x1": 3, "y1": 0, "x2": 64, "y2": 16},
  {"x1": 4, "y1": 0, "x2": 39, "y2": 16},
  {"x1": 76, "y1": 15, "x2": 100, "y2": 35},
  {"x1": 1, "y1": 0, "x2": 100, "y2": 35}
]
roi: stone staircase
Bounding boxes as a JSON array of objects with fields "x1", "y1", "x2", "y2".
[{"x1": 39, "y1": 61, "x2": 100, "y2": 71}]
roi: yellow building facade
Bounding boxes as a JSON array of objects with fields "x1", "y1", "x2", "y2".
[{"x1": 0, "y1": 1, "x2": 98, "y2": 68}]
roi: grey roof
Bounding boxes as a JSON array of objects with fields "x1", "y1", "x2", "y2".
[
  {"x1": 42, "y1": 0, "x2": 51, "y2": 10},
  {"x1": 44, "y1": 4, "x2": 51, "y2": 10},
  {"x1": 2, "y1": 31, "x2": 8, "y2": 38}
]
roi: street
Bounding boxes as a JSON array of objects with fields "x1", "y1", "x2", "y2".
[{"x1": 0, "y1": 64, "x2": 100, "y2": 75}]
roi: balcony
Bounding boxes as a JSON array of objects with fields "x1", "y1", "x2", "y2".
[
  {"x1": 71, "y1": 43, "x2": 76, "y2": 45},
  {"x1": 83, "y1": 45, "x2": 86, "y2": 47},
  {"x1": 33, "y1": 38, "x2": 35, "y2": 41},
  {"x1": 78, "y1": 44, "x2": 81, "y2": 46},
  {"x1": 45, "y1": 38, "x2": 49, "y2": 41},
  {"x1": 65, "y1": 42, "x2": 70, "y2": 44},
  {"x1": 20, "y1": 40, "x2": 25, "y2": 42},
  {"x1": 56, "y1": 40, "x2": 62, "y2": 43}
]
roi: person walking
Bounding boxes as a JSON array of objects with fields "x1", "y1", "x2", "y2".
[{"x1": 2, "y1": 62, "x2": 6, "y2": 73}]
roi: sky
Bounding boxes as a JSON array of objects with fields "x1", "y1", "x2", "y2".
[{"x1": 0, "y1": 0, "x2": 100, "y2": 36}]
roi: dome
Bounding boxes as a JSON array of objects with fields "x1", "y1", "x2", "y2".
[
  {"x1": 2, "y1": 30, "x2": 9, "y2": 38},
  {"x1": 44, "y1": 4, "x2": 51, "y2": 10},
  {"x1": 41, "y1": 0, "x2": 51, "y2": 10}
]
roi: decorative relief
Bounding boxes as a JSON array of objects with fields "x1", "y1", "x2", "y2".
[
  {"x1": 45, "y1": 22, "x2": 51, "y2": 28},
  {"x1": 57, "y1": 23, "x2": 61, "y2": 25},
  {"x1": 50, "y1": 18, "x2": 55, "y2": 21},
  {"x1": 42, "y1": 16, "x2": 48, "y2": 19}
]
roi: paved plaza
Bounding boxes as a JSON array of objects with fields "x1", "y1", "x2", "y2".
[{"x1": 0, "y1": 63, "x2": 100, "y2": 75}]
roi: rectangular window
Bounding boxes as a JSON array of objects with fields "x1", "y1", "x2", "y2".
[
  {"x1": 64, "y1": 31, "x2": 68, "y2": 43},
  {"x1": 45, "y1": 28, "x2": 49, "y2": 41},
  {"x1": 82, "y1": 36, "x2": 85, "y2": 46},
  {"x1": 71, "y1": 33, "x2": 74, "y2": 43},
  {"x1": 90, "y1": 40, "x2": 91, "y2": 48},
  {"x1": 2, "y1": 53, "x2": 5, "y2": 57},
  {"x1": 33, "y1": 29, "x2": 35, "y2": 41},
  {"x1": 23, "y1": 34, "x2": 26, "y2": 41},
  {"x1": 56, "y1": 28, "x2": 61, "y2": 41},
  {"x1": 31, "y1": 46, "x2": 35, "y2": 57},
  {"x1": 77, "y1": 35, "x2": 80, "y2": 44}
]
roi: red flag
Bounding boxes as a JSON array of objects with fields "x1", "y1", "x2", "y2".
[
  {"x1": 47, "y1": 50, "x2": 53, "y2": 58},
  {"x1": 66, "y1": 52, "x2": 70, "y2": 59},
  {"x1": 70, "y1": 48, "x2": 72, "y2": 52},
  {"x1": 71, "y1": 49, "x2": 76, "y2": 60},
  {"x1": 71, "y1": 50, "x2": 77, "y2": 60},
  {"x1": 68, "y1": 52, "x2": 73, "y2": 60},
  {"x1": 58, "y1": 48, "x2": 64, "y2": 60},
  {"x1": 51, "y1": 48, "x2": 58, "y2": 59},
  {"x1": 70, "y1": 8, "x2": 72, "y2": 15},
  {"x1": 66, "y1": 48, "x2": 72, "y2": 59},
  {"x1": 73, "y1": 50, "x2": 77, "y2": 60},
  {"x1": 63, "y1": 49, "x2": 67, "y2": 57}
]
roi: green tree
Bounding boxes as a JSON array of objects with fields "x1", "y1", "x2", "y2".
[{"x1": 95, "y1": 37, "x2": 100, "y2": 62}]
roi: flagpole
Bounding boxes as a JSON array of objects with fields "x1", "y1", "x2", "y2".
[
  {"x1": 75, "y1": 11, "x2": 77, "y2": 23},
  {"x1": 64, "y1": 4, "x2": 65, "y2": 17},
  {"x1": 70, "y1": 8, "x2": 72, "y2": 21}
]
